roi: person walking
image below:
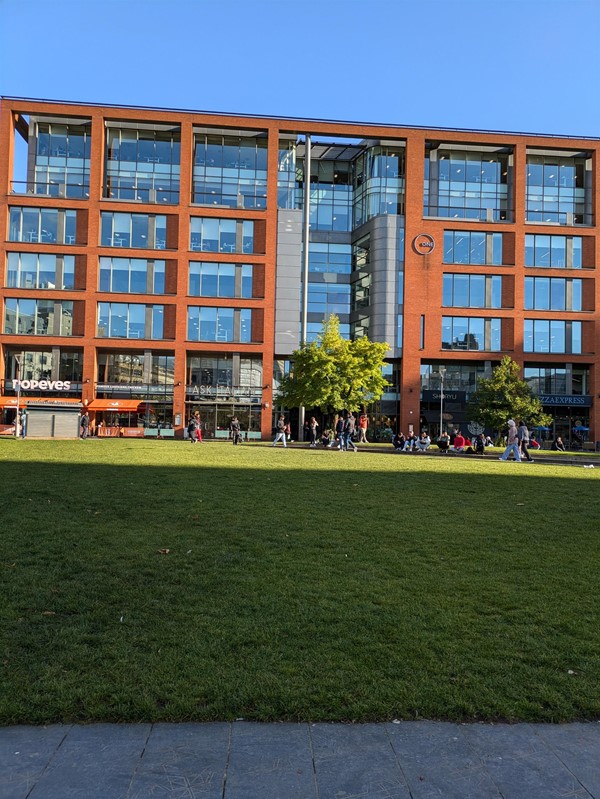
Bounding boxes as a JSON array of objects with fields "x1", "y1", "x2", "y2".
[
  {"x1": 517, "y1": 420, "x2": 534, "y2": 462},
  {"x1": 272, "y1": 415, "x2": 287, "y2": 447},
  {"x1": 344, "y1": 412, "x2": 358, "y2": 452},
  {"x1": 19, "y1": 410, "x2": 27, "y2": 439},
  {"x1": 358, "y1": 411, "x2": 369, "y2": 443},
  {"x1": 499, "y1": 419, "x2": 521, "y2": 462},
  {"x1": 230, "y1": 415, "x2": 241, "y2": 445},
  {"x1": 308, "y1": 416, "x2": 319, "y2": 448},
  {"x1": 80, "y1": 411, "x2": 90, "y2": 439},
  {"x1": 187, "y1": 415, "x2": 199, "y2": 444},
  {"x1": 335, "y1": 415, "x2": 345, "y2": 450}
]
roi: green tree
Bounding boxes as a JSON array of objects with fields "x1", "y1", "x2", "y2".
[
  {"x1": 466, "y1": 356, "x2": 552, "y2": 433},
  {"x1": 277, "y1": 316, "x2": 389, "y2": 413}
]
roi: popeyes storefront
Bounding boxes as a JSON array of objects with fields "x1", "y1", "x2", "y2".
[{"x1": 0, "y1": 378, "x2": 82, "y2": 437}]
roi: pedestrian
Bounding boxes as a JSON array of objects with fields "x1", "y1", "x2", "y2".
[
  {"x1": 499, "y1": 419, "x2": 521, "y2": 462},
  {"x1": 343, "y1": 412, "x2": 358, "y2": 452},
  {"x1": 437, "y1": 430, "x2": 450, "y2": 453},
  {"x1": 308, "y1": 416, "x2": 319, "y2": 447},
  {"x1": 80, "y1": 411, "x2": 90, "y2": 439},
  {"x1": 358, "y1": 411, "x2": 369, "y2": 443},
  {"x1": 517, "y1": 420, "x2": 534, "y2": 462},
  {"x1": 187, "y1": 415, "x2": 198, "y2": 444},
  {"x1": 20, "y1": 410, "x2": 27, "y2": 439},
  {"x1": 335, "y1": 415, "x2": 345, "y2": 450},
  {"x1": 272, "y1": 415, "x2": 287, "y2": 447},
  {"x1": 230, "y1": 415, "x2": 241, "y2": 445},
  {"x1": 156, "y1": 419, "x2": 163, "y2": 439}
]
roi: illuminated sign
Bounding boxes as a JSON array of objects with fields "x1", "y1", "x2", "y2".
[{"x1": 13, "y1": 380, "x2": 72, "y2": 391}]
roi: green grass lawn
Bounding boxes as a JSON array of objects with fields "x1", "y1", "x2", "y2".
[{"x1": 1, "y1": 439, "x2": 599, "y2": 725}]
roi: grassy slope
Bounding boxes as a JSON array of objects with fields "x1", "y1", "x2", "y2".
[{"x1": 1, "y1": 439, "x2": 599, "y2": 724}]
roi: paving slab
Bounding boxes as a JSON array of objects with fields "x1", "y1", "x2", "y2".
[
  {"x1": 0, "y1": 724, "x2": 71, "y2": 799},
  {"x1": 127, "y1": 722, "x2": 230, "y2": 799},
  {"x1": 462, "y1": 723, "x2": 595, "y2": 799},
  {"x1": 27, "y1": 723, "x2": 151, "y2": 799},
  {"x1": 312, "y1": 723, "x2": 411, "y2": 798}
]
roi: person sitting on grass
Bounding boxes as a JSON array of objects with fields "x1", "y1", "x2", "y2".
[
  {"x1": 552, "y1": 436, "x2": 566, "y2": 452},
  {"x1": 415, "y1": 431, "x2": 431, "y2": 453},
  {"x1": 437, "y1": 430, "x2": 450, "y2": 453},
  {"x1": 404, "y1": 432, "x2": 418, "y2": 452},
  {"x1": 529, "y1": 434, "x2": 541, "y2": 449},
  {"x1": 453, "y1": 431, "x2": 466, "y2": 452},
  {"x1": 474, "y1": 433, "x2": 486, "y2": 455},
  {"x1": 392, "y1": 431, "x2": 405, "y2": 450}
]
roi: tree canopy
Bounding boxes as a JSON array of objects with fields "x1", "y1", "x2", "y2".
[
  {"x1": 466, "y1": 356, "x2": 552, "y2": 432},
  {"x1": 277, "y1": 316, "x2": 389, "y2": 413}
]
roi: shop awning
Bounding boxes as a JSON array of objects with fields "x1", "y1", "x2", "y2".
[
  {"x1": 0, "y1": 397, "x2": 20, "y2": 407},
  {"x1": 26, "y1": 398, "x2": 82, "y2": 406},
  {"x1": 88, "y1": 399, "x2": 141, "y2": 411}
]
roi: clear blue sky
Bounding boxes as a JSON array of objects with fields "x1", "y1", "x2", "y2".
[{"x1": 1, "y1": 0, "x2": 599, "y2": 137}]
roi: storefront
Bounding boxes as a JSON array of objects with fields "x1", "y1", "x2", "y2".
[
  {"x1": 185, "y1": 387, "x2": 262, "y2": 439},
  {"x1": 0, "y1": 379, "x2": 82, "y2": 437},
  {"x1": 538, "y1": 394, "x2": 593, "y2": 446}
]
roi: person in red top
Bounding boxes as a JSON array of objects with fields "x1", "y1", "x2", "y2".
[
  {"x1": 453, "y1": 431, "x2": 466, "y2": 452},
  {"x1": 358, "y1": 412, "x2": 369, "y2": 443}
]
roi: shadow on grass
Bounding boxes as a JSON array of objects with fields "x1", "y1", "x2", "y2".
[{"x1": 1, "y1": 450, "x2": 599, "y2": 725}]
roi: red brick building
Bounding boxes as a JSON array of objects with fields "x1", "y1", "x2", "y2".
[{"x1": 0, "y1": 97, "x2": 597, "y2": 444}]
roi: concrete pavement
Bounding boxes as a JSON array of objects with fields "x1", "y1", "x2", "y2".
[{"x1": 2, "y1": 720, "x2": 599, "y2": 798}]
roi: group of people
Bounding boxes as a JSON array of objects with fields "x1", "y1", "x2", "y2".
[
  {"x1": 271, "y1": 411, "x2": 369, "y2": 451},
  {"x1": 498, "y1": 419, "x2": 536, "y2": 462},
  {"x1": 392, "y1": 428, "x2": 493, "y2": 455}
]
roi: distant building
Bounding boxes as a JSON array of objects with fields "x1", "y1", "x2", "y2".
[{"x1": 0, "y1": 97, "x2": 597, "y2": 441}]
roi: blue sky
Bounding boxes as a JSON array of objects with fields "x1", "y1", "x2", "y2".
[{"x1": 1, "y1": 0, "x2": 599, "y2": 137}]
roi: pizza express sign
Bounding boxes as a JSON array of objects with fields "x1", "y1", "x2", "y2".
[{"x1": 13, "y1": 379, "x2": 72, "y2": 391}]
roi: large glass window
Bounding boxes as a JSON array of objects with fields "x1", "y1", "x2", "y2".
[
  {"x1": 4, "y1": 298, "x2": 74, "y2": 335},
  {"x1": 524, "y1": 277, "x2": 582, "y2": 311},
  {"x1": 99, "y1": 258, "x2": 166, "y2": 294},
  {"x1": 296, "y1": 156, "x2": 353, "y2": 231},
  {"x1": 309, "y1": 243, "x2": 352, "y2": 274},
  {"x1": 9, "y1": 207, "x2": 77, "y2": 245},
  {"x1": 105, "y1": 126, "x2": 180, "y2": 203},
  {"x1": 443, "y1": 231, "x2": 503, "y2": 265},
  {"x1": 443, "y1": 274, "x2": 502, "y2": 308},
  {"x1": 307, "y1": 283, "x2": 351, "y2": 315},
  {"x1": 189, "y1": 262, "x2": 253, "y2": 298},
  {"x1": 97, "y1": 303, "x2": 165, "y2": 339},
  {"x1": 526, "y1": 153, "x2": 590, "y2": 225},
  {"x1": 193, "y1": 131, "x2": 268, "y2": 209},
  {"x1": 6, "y1": 252, "x2": 75, "y2": 290},
  {"x1": 190, "y1": 217, "x2": 254, "y2": 254},
  {"x1": 425, "y1": 147, "x2": 511, "y2": 221},
  {"x1": 187, "y1": 306, "x2": 253, "y2": 342},
  {"x1": 524, "y1": 320, "x2": 582, "y2": 353},
  {"x1": 100, "y1": 212, "x2": 167, "y2": 249},
  {"x1": 524, "y1": 234, "x2": 582, "y2": 268},
  {"x1": 353, "y1": 145, "x2": 405, "y2": 227},
  {"x1": 442, "y1": 316, "x2": 501, "y2": 351},
  {"x1": 33, "y1": 121, "x2": 91, "y2": 198}
]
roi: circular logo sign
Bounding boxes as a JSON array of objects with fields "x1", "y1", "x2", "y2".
[{"x1": 412, "y1": 233, "x2": 435, "y2": 255}]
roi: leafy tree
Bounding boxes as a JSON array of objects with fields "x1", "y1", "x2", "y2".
[
  {"x1": 277, "y1": 315, "x2": 389, "y2": 413},
  {"x1": 466, "y1": 356, "x2": 552, "y2": 433}
]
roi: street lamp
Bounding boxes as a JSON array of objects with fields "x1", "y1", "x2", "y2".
[
  {"x1": 438, "y1": 366, "x2": 446, "y2": 438},
  {"x1": 14, "y1": 353, "x2": 22, "y2": 439}
]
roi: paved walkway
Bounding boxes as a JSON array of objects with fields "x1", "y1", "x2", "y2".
[{"x1": 2, "y1": 720, "x2": 599, "y2": 798}]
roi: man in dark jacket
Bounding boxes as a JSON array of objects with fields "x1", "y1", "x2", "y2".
[
  {"x1": 344, "y1": 413, "x2": 358, "y2": 452},
  {"x1": 230, "y1": 416, "x2": 241, "y2": 445}
]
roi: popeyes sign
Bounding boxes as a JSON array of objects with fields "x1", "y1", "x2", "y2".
[{"x1": 13, "y1": 379, "x2": 72, "y2": 391}]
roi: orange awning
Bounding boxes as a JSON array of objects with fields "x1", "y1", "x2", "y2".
[
  {"x1": 88, "y1": 399, "x2": 141, "y2": 411},
  {"x1": 0, "y1": 397, "x2": 20, "y2": 407}
]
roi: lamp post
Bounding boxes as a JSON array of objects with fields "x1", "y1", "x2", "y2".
[
  {"x1": 14, "y1": 354, "x2": 22, "y2": 439},
  {"x1": 438, "y1": 366, "x2": 446, "y2": 439}
]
